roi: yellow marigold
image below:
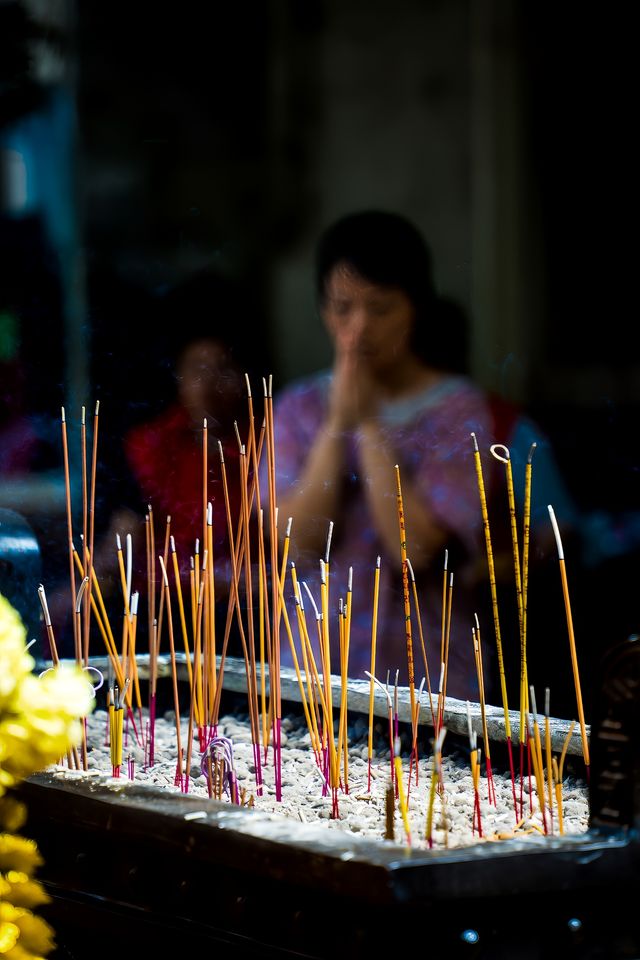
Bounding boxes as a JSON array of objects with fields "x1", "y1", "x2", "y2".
[
  {"x1": 0, "y1": 873, "x2": 50, "y2": 911},
  {"x1": 0, "y1": 919, "x2": 20, "y2": 953},
  {"x1": 0, "y1": 835, "x2": 42, "y2": 875},
  {"x1": 0, "y1": 902, "x2": 54, "y2": 958},
  {"x1": 0, "y1": 597, "x2": 34, "y2": 706},
  {"x1": 0, "y1": 798, "x2": 27, "y2": 833}
]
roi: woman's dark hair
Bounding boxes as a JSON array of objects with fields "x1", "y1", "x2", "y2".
[{"x1": 315, "y1": 209, "x2": 459, "y2": 367}]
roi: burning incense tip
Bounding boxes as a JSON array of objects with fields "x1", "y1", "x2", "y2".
[
  {"x1": 75, "y1": 576, "x2": 89, "y2": 613},
  {"x1": 244, "y1": 372, "x2": 252, "y2": 397},
  {"x1": 158, "y1": 555, "x2": 169, "y2": 587},
  {"x1": 95, "y1": 400, "x2": 100, "y2": 415},
  {"x1": 285, "y1": 516, "x2": 293, "y2": 537},
  {"x1": 364, "y1": 670, "x2": 392, "y2": 707},
  {"x1": 81, "y1": 406, "x2": 86, "y2": 425},
  {"x1": 116, "y1": 533, "x2": 122, "y2": 551},
  {"x1": 61, "y1": 406, "x2": 65, "y2": 421},
  {"x1": 37, "y1": 584, "x2": 51, "y2": 625},
  {"x1": 203, "y1": 417, "x2": 207, "y2": 429},
  {"x1": 130, "y1": 591, "x2": 139, "y2": 617},
  {"x1": 218, "y1": 440, "x2": 224, "y2": 462},
  {"x1": 548, "y1": 504, "x2": 564, "y2": 559},
  {"x1": 528, "y1": 442, "x2": 537, "y2": 463},
  {"x1": 170, "y1": 535, "x2": 176, "y2": 552},
  {"x1": 325, "y1": 520, "x2": 334, "y2": 564},
  {"x1": 207, "y1": 502, "x2": 213, "y2": 525},
  {"x1": 406, "y1": 557, "x2": 415, "y2": 582},
  {"x1": 470, "y1": 431, "x2": 479, "y2": 452}
]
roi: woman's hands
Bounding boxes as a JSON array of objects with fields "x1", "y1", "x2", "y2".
[{"x1": 327, "y1": 341, "x2": 379, "y2": 432}]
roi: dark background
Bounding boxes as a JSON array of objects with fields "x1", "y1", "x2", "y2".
[{"x1": 0, "y1": 0, "x2": 637, "y2": 705}]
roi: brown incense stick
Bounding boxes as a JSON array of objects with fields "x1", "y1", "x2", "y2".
[{"x1": 394, "y1": 465, "x2": 416, "y2": 723}]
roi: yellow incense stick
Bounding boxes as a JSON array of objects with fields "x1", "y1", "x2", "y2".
[
  {"x1": 292, "y1": 579, "x2": 322, "y2": 758},
  {"x1": 552, "y1": 757, "x2": 563, "y2": 835},
  {"x1": 394, "y1": 738, "x2": 411, "y2": 845},
  {"x1": 470, "y1": 432, "x2": 511, "y2": 738},
  {"x1": 206, "y1": 501, "x2": 217, "y2": 720},
  {"x1": 340, "y1": 572, "x2": 352, "y2": 789},
  {"x1": 170, "y1": 536, "x2": 194, "y2": 694},
  {"x1": 425, "y1": 726, "x2": 447, "y2": 844},
  {"x1": 490, "y1": 444, "x2": 526, "y2": 740},
  {"x1": 520, "y1": 443, "x2": 536, "y2": 736},
  {"x1": 472, "y1": 617, "x2": 493, "y2": 799},
  {"x1": 528, "y1": 687, "x2": 548, "y2": 830}
]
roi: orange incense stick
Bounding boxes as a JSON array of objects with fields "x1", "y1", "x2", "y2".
[
  {"x1": 72, "y1": 547, "x2": 124, "y2": 691},
  {"x1": 202, "y1": 417, "x2": 208, "y2": 556},
  {"x1": 155, "y1": 516, "x2": 172, "y2": 653},
  {"x1": 205, "y1": 501, "x2": 217, "y2": 725},
  {"x1": 406, "y1": 557, "x2": 436, "y2": 731},
  {"x1": 299, "y1": 580, "x2": 331, "y2": 739},
  {"x1": 544, "y1": 687, "x2": 554, "y2": 827},
  {"x1": 441, "y1": 570, "x2": 454, "y2": 707},
  {"x1": 547, "y1": 504, "x2": 590, "y2": 777},
  {"x1": 80, "y1": 406, "x2": 88, "y2": 661},
  {"x1": 439, "y1": 549, "x2": 448, "y2": 686},
  {"x1": 291, "y1": 574, "x2": 322, "y2": 761},
  {"x1": 170, "y1": 535, "x2": 193, "y2": 694},
  {"x1": 158, "y1": 555, "x2": 184, "y2": 788},
  {"x1": 84, "y1": 400, "x2": 100, "y2": 667},
  {"x1": 127, "y1": 590, "x2": 143, "y2": 713},
  {"x1": 60, "y1": 408, "x2": 79, "y2": 661}
]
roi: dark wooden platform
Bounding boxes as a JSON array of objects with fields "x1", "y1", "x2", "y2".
[{"x1": 19, "y1": 638, "x2": 640, "y2": 960}]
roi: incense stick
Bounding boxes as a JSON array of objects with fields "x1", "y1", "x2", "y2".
[
  {"x1": 470, "y1": 432, "x2": 518, "y2": 818},
  {"x1": 547, "y1": 504, "x2": 590, "y2": 777}
]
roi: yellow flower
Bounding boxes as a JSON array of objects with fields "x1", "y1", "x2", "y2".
[
  {"x1": 0, "y1": 597, "x2": 34, "y2": 706},
  {"x1": 0, "y1": 903, "x2": 54, "y2": 958},
  {"x1": 0, "y1": 919, "x2": 20, "y2": 953},
  {"x1": 0, "y1": 872, "x2": 49, "y2": 911},
  {"x1": 0, "y1": 836, "x2": 42, "y2": 875},
  {"x1": 0, "y1": 798, "x2": 26, "y2": 834},
  {"x1": 0, "y1": 592, "x2": 92, "y2": 958}
]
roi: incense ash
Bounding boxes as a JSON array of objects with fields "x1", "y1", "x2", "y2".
[{"x1": 51, "y1": 708, "x2": 589, "y2": 851}]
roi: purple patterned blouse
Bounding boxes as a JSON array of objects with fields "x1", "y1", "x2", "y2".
[{"x1": 261, "y1": 369, "x2": 501, "y2": 705}]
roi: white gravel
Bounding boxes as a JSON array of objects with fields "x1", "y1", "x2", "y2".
[{"x1": 55, "y1": 707, "x2": 589, "y2": 852}]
